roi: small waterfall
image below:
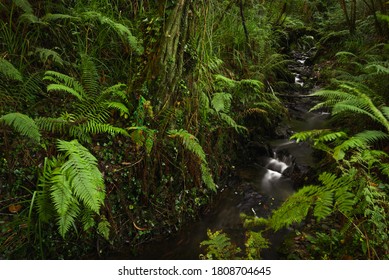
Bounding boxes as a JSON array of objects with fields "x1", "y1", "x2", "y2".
[{"x1": 258, "y1": 151, "x2": 295, "y2": 202}]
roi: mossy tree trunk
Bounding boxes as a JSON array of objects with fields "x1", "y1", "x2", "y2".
[{"x1": 146, "y1": 0, "x2": 192, "y2": 107}]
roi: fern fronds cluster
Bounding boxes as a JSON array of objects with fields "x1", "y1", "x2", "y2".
[
  {"x1": 0, "y1": 112, "x2": 41, "y2": 143},
  {"x1": 38, "y1": 65, "x2": 130, "y2": 142},
  {"x1": 37, "y1": 140, "x2": 106, "y2": 238},
  {"x1": 200, "y1": 229, "x2": 241, "y2": 260},
  {"x1": 0, "y1": 59, "x2": 23, "y2": 81},
  {"x1": 310, "y1": 80, "x2": 389, "y2": 133},
  {"x1": 168, "y1": 129, "x2": 216, "y2": 191}
]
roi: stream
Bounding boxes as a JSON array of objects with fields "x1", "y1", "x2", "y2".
[{"x1": 112, "y1": 47, "x2": 329, "y2": 260}]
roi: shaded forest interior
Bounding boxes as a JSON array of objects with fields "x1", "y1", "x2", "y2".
[{"x1": 0, "y1": 0, "x2": 388, "y2": 259}]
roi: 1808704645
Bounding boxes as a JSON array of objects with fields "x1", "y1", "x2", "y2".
[{"x1": 211, "y1": 266, "x2": 271, "y2": 276}]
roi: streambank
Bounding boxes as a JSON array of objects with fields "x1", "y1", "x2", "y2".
[{"x1": 107, "y1": 44, "x2": 328, "y2": 260}]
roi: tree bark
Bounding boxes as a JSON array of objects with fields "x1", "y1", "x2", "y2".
[
  {"x1": 145, "y1": 0, "x2": 191, "y2": 107},
  {"x1": 339, "y1": 0, "x2": 357, "y2": 34}
]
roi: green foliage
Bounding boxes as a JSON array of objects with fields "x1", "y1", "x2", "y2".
[
  {"x1": 245, "y1": 231, "x2": 270, "y2": 260},
  {"x1": 311, "y1": 80, "x2": 389, "y2": 132},
  {"x1": 37, "y1": 140, "x2": 106, "y2": 238},
  {"x1": 12, "y1": 0, "x2": 33, "y2": 14},
  {"x1": 34, "y1": 47, "x2": 64, "y2": 66},
  {"x1": 37, "y1": 66, "x2": 130, "y2": 142},
  {"x1": 0, "y1": 112, "x2": 41, "y2": 143},
  {"x1": 200, "y1": 229, "x2": 241, "y2": 260},
  {"x1": 0, "y1": 59, "x2": 23, "y2": 81},
  {"x1": 80, "y1": 11, "x2": 143, "y2": 55},
  {"x1": 168, "y1": 129, "x2": 216, "y2": 191}
]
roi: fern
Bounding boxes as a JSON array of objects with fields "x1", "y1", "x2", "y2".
[
  {"x1": 40, "y1": 69, "x2": 130, "y2": 142},
  {"x1": 0, "y1": 58, "x2": 23, "y2": 81},
  {"x1": 0, "y1": 112, "x2": 41, "y2": 143},
  {"x1": 200, "y1": 229, "x2": 241, "y2": 260},
  {"x1": 333, "y1": 130, "x2": 389, "y2": 160},
  {"x1": 270, "y1": 169, "x2": 358, "y2": 231},
  {"x1": 219, "y1": 113, "x2": 247, "y2": 133},
  {"x1": 245, "y1": 230, "x2": 269, "y2": 260},
  {"x1": 97, "y1": 216, "x2": 111, "y2": 240},
  {"x1": 168, "y1": 129, "x2": 206, "y2": 163},
  {"x1": 81, "y1": 11, "x2": 143, "y2": 54},
  {"x1": 12, "y1": 0, "x2": 33, "y2": 14},
  {"x1": 211, "y1": 92, "x2": 232, "y2": 113},
  {"x1": 313, "y1": 190, "x2": 334, "y2": 221},
  {"x1": 168, "y1": 129, "x2": 216, "y2": 191},
  {"x1": 310, "y1": 81, "x2": 389, "y2": 133},
  {"x1": 44, "y1": 71, "x2": 86, "y2": 100},
  {"x1": 269, "y1": 185, "x2": 315, "y2": 231},
  {"x1": 80, "y1": 54, "x2": 99, "y2": 95},
  {"x1": 37, "y1": 140, "x2": 106, "y2": 238},
  {"x1": 35, "y1": 47, "x2": 64, "y2": 66}
]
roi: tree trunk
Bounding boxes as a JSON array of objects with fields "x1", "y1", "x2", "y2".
[
  {"x1": 146, "y1": 0, "x2": 191, "y2": 107},
  {"x1": 339, "y1": 0, "x2": 357, "y2": 34}
]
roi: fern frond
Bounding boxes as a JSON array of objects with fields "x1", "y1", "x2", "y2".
[
  {"x1": 57, "y1": 139, "x2": 105, "y2": 213},
  {"x1": 50, "y1": 169, "x2": 74, "y2": 216},
  {"x1": 0, "y1": 112, "x2": 41, "y2": 143},
  {"x1": 313, "y1": 190, "x2": 333, "y2": 220},
  {"x1": 168, "y1": 129, "x2": 206, "y2": 163},
  {"x1": 81, "y1": 11, "x2": 143, "y2": 54},
  {"x1": 168, "y1": 129, "x2": 217, "y2": 191},
  {"x1": 80, "y1": 209, "x2": 96, "y2": 231},
  {"x1": 57, "y1": 199, "x2": 80, "y2": 238},
  {"x1": 97, "y1": 217, "x2": 110, "y2": 240},
  {"x1": 103, "y1": 101, "x2": 129, "y2": 115},
  {"x1": 334, "y1": 188, "x2": 355, "y2": 215},
  {"x1": 269, "y1": 185, "x2": 315, "y2": 231},
  {"x1": 80, "y1": 54, "x2": 99, "y2": 96},
  {"x1": 309, "y1": 89, "x2": 355, "y2": 111},
  {"x1": 333, "y1": 130, "x2": 388, "y2": 160},
  {"x1": 201, "y1": 164, "x2": 217, "y2": 191},
  {"x1": 220, "y1": 112, "x2": 247, "y2": 133},
  {"x1": 214, "y1": 74, "x2": 236, "y2": 90},
  {"x1": 290, "y1": 129, "x2": 345, "y2": 144},
  {"x1": 13, "y1": 0, "x2": 33, "y2": 14},
  {"x1": 73, "y1": 121, "x2": 129, "y2": 139},
  {"x1": 0, "y1": 58, "x2": 23, "y2": 81},
  {"x1": 101, "y1": 83, "x2": 128, "y2": 102},
  {"x1": 365, "y1": 63, "x2": 389, "y2": 74},
  {"x1": 46, "y1": 84, "x2": 84, "y2": 100},
  {"x1": 35, "y1": 47, "x2": 64, "y2": 66},
  {"x1": 211, "y1": 92, "x2": 232, "y2": 113},
  {"x1": 35, "y1": 116, "x2": 69, "y2": 135},
  {"x1": 200, "y1": 229, "x2": 241, "y2": 260},
  {"x1": 42, "y1": 13, "x2": 79, "y2": 21},
  {"x1": 44, "y1": 70, "x2": 86, "y2": 100}
]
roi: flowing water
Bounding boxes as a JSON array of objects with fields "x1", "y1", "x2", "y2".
[{"x1": 112, "y1": 49, "x2": 329, "y2": 260}]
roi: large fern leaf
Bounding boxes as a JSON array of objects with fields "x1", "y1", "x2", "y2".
[
  {"x1": 168, "y1": 129, "x2": 206, "y2": 163},
  {"x1": 81, "y1": 11, "x2": 143, "y2": 54},
  {"x1": 44, "y1": 70, "x2": 86, "y2": 100},
  {"x1": 57, "y1": 139, "x2": 105, "y2": 213},
  {"x1": 80, "y1": 54, "x2": 99, "y2": 96},
  {"x1": 0, "y1": 112, "x2": 41, "y2": 143},
  {"x1": 168, "y1": 129, "x2": 216, "y2": 191},
  {"x1": 0, "y1": 58, "x2": 23, "y2": 81},
  {"x1": 12, "y1": 0, "x2": 33, "y2": 14},
  {"x1": 333, "y1": 130, "x2": 389, "y2": 160},
  {"x1": 35, "y1": 47, "x2": 64, "y2": 66}
]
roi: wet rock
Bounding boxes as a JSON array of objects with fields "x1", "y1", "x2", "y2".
[{"x1": 246, "y1": 141, "x2": 272, "y2": 158}]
